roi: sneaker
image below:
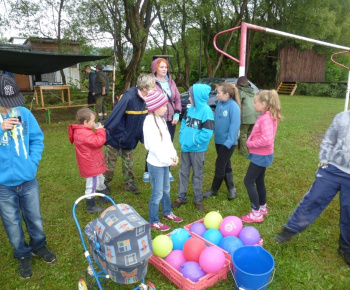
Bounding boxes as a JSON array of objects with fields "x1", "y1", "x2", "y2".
[
  {"x1": 169, "y1": 172, "x2": 174, "y2": 182},
  {"x1": 143, "y1": 172, "x2": 150, "y2": 182},
  {"x1": 171, "y1": 199, "x2": 185, "y2": 208},
  {"x1": 260, "y1": 207, "x2": 268, "y2": 216},
  {"x1": 151, "y1": 222, "x2": 170, "y2": 231},
  {"x1": 32, "y1": 246, "x2": 57, "y2": 263},
  {"x1": 275, "y1": 227, "x2": 296, "y2": 243},
  {"x1": 18, "y1": 257, "x2": 33, "y2": 279},
  {"x1": 241, "y1": 211, "x2": 264, "y2": 223},
  {"x1": 124, "y1": 181, "x2": 141, "y2": 194},
  {"x1": 163, "y1": 213, "x2": 183, "y2": 223},
  {"x1": 338, "y1": 247, "x2": 350, "y2": 266},
  {"x1": 195, "y1": 201, "x2": 204, "y2": 211}
]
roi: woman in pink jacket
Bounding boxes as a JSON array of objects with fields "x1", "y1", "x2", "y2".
[
  {"x1": 241, "y1": 90, "x2": 283, "y2": 223},
  {"x1": 143, "y1": 58, "x2": 181, "y2": 182}
]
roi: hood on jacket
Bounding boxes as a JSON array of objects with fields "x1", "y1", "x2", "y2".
[
  {"x1": 191, "y1": 84, "x2": 211, "y2": 110},
  {"x1": 68, "y1": 124, "x2": 88, "y2": 144}
]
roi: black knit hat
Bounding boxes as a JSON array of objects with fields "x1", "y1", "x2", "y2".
[{"x1": 0, "y1": 74, "x2": 26, "y2": 107}]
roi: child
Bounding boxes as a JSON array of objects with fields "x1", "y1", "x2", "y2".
[
  {"x1": 171, "y1": 84, "x2": 214, "y2": 211},
  {"x1": 275, "y1": 110, "x2": 350, "y2": 266},
  {"x1": 0, "y1": 74, "x2": 56, "y2": 278},
  {"x1": 68, "y1": 107, "x2": 109, "y2": 213},
  {"x1": 241, "y1": 90, "x2": 283, "y2": 223},
  {"x1": 237, "y1": 76, "x2": 260, "y2": 156},
  {"x1": 143, "y1": 91, "x2": 182, "y2": 231},
  {"x1": 203, "y1": 82, "x2": 241, "y2": 200}
]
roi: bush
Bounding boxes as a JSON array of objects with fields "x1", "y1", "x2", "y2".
[{"x1": 295, "y1": 82, "x2": 346, "y2": 98}]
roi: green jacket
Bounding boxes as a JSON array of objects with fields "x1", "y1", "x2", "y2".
[{"x1": 239, "y1": 86, "x2": 260, "y2": 124}]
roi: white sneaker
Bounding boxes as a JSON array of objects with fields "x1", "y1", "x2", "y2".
[
  {"x1": 143, "y1": 172, "x2": 150, "y2": 182},
  {"x1": 169, "y1": 172, "x2": 174, "y2": 182}
]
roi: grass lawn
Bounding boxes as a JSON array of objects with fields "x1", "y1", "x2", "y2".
[{"x1": 0, "y1": 95, "x2": 349, "y2": 289}]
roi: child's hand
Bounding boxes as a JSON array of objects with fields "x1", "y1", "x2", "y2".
[
  {"x1": 94, "y1": 122, "x2": 104, "y2": 129},
  {"x1": 171, "y1": 156, "x2": 179, "y2": 166},
  {"x1": 1, "y1": 118, "x2": 20, "y2": 131}
]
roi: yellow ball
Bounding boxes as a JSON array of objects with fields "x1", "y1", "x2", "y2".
[
  {"x1": 204, "y1": 211, "x2": 223, "y2": 229},
  {"x1": 152, "y1": 235, "x2": 173, "y2": 258}
]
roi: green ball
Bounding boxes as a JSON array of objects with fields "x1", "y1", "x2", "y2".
[
  {"x1": 204, "y1": 211, "x2": 223, "y2": 229},
  {"x1": 152, "y1": 235, "x2": 173, "y2": 258}
]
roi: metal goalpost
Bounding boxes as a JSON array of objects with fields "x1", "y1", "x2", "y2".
[{"x1": 213, "y1": 22, "x2": 350, "y2": 111}]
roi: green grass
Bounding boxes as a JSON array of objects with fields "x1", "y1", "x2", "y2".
[{"x1": 1, "y1": 95, "x2": 350, "y2": 289}]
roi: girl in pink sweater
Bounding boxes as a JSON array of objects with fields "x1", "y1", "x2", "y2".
[{"x1": 241, "y1": 90, "x2": 283, "y2": 223}]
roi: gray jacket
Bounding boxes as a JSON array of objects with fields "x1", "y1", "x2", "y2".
[{"x1": 319, "y1": 110, "x2": 350, "y2": 174}]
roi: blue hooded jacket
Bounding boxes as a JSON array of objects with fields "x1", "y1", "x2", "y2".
[
  {"x1": 0, "y1": 107, "x2": 44, "y2": 186},
  {"x1": 179, "y1": 84, "x2": 214, "y2": 152}
]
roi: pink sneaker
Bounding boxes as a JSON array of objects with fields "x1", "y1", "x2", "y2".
[
  {"x1": 163, "y1": 213, "x2": 183, "y2": 223},
  {"x1": 241, "y1": 212, "x2": 264, "y2": 223},
  {"x1": 151, "y1": 222, "x2": 170, "y2": 231},
  {"x1": 260, "y1": 207, "x2": 268, "y2": 216}
]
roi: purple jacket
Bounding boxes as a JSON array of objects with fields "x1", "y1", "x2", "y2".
[{"x1": 151, "y1": 58, "x2": 181, "y2": 122}]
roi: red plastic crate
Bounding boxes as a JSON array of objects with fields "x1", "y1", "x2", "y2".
[
  {"x1": 149, "y1": 230, "x2": 231, "y2": 289},
  {"x1": 149, "y1": 252, "x2": 230, "y2": 290}
]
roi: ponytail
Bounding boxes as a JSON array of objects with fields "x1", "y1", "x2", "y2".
[{"x1": 255, "y1": 90, "x2": 283, "y2": 121}]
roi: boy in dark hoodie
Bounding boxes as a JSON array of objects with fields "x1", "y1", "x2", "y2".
[{"x1": 171, "y1": 84, "x2": 214, "y2": 211}]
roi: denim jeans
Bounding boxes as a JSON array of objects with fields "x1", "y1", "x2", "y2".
[
  {"x1": 148, "y1": 163, "x2": 172, "y2": 224},
  {"x1": 0, "y1": 178, "x2": 47, "y2": 258}
]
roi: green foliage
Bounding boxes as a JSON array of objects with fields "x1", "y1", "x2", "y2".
[
  {"x1": 295, "y1": 82, "x2": 347, "y2": 98},
  {"x1": 1, "y1": 95, "x2": 350, "y2": 289}
]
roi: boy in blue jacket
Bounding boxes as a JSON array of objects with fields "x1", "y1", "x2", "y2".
[
  {"x1": 0, "y1": 74, "x2": 56, "y2": 278},
  {"x1": 171, "y1": 84, "x2": 214, "y2": 211}
]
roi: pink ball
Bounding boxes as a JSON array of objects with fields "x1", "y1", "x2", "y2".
[
  {"x1": 239, "y1": 226, "x2": 260, "y2": 245},
  {"x1": 219, "y1": 216, "x2": 243, "y2": 237},
  {"x1": 199, "y1": 247, "x2": 226, "y2": 273},
  {"x1": 165, "y1": 250, "x2": 187, "y2": 271},
  {"x1": 189, "y1": 222, "x2": 207, "y2": 237}
]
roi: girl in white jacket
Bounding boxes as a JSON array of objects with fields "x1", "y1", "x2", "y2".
[{"x1": 143, "y1": 91, "x2": 183, "y2": 231}]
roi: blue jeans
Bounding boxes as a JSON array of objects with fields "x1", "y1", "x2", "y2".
[
  {"x1": 148, "y1": 163, "x2": 172, "y2": 224},
  {"x1": 0, "y1": 178, "x2": 47, "y2": 258},
  {"x1": 285, "y1": 164, "x2": 350, "y2": 251}
]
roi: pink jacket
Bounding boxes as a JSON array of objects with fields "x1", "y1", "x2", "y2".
[
  {"x1": 68, "y1": 125, "x2": 107, "y2": 178},
  {"x1": 246, "y1": 111, "x2": 279, "y2": 155}
]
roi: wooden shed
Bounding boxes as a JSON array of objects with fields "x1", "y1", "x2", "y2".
[{"x1": 277, "y1": 46, "x2": 326, "y2": 95}]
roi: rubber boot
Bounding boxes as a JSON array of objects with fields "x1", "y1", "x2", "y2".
[
  {"x1": 203, "y1": 177, "x2": 224, "y2": 198},
  {"x1": 224, "y1": 172, "x2": 237, "y2": 200},
  {"x1": 86, "y1": 198, "x2": 105, "y2": 214}
]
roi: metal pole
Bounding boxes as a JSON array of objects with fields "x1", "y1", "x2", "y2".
[
  {"x1": 199, "y1": 17, "x2": 202, "y2": 80},
  {"x1": 112, "y1": 0, "x2": 117, "y2": 106}
]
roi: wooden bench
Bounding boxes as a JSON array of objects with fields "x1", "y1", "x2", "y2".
[{"x1": 36, "y1": 104, "x2": 95, "y2": 124}]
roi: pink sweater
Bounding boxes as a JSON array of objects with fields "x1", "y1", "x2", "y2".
[{"x1": 246, "y1": 111, "x2": 279, "y2": 155}]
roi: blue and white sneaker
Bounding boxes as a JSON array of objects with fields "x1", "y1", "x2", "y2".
[
  {"x1": 143, "y1": 172, "x2": 150, "y2": 182},
  {"x1": 169, "y1": 172, "x2": 174, "y2": 182}
]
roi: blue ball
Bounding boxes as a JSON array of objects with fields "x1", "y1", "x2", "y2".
[
  {"x1": 170, "y1": 228, "x2": 192, "y2": 250},
  {"x1": 219, "y1": 236, "x2": 244, "y2": 256},
  {"x1": 202, "y1": 228, "x2": 223, "y2": 246}
]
